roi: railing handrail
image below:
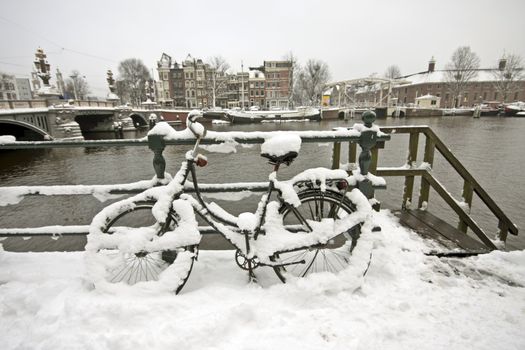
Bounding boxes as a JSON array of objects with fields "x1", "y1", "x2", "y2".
[
  {"x1": 0, "y1": 128, "x2": 391, "y2": 150},
  {"x1": 0, "y1": 124, "x2": 390, "y2": 238},
  {"x1": 378, "y1": 125, "x2": 518, "y2": 241}
]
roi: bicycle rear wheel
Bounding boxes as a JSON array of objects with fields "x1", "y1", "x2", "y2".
[
  {"x1": 273, "y1": 190, "x2": 360, "y2": 282},
  {"x1": 87, "y1": 201, "x2": 196, "y2": 294}
]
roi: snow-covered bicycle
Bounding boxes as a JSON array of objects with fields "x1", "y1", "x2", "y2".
[{"x1": 85, "y1": 111, "x2": 373, "y2": 294}]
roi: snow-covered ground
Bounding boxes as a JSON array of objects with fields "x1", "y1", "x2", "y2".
[{"x1": 1, "y1": 210, "x2": 524, "y2": 350}]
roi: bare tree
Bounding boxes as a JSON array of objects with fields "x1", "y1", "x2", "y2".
[
  {"x1": 492, "y1": 53, "x2": 524, "y2": 102},
  {"x1": 117, "y1": 58, "x2": 151, "y2": 106},
  {"x1": 206, "y1": 56, "x2": 230, "y2": 108},
  {"x1": 444, "y1": 46, "x2": 480, "y2": 107},
  {"x1": 64, "y1": 70, "x2": 90, "y2": 100},
  {"x1": 297, "y1": 59, "x2": 331, "y2": 106},
  {"x1": 384, "y1": 65, "x2": 401, "y2": 79}
]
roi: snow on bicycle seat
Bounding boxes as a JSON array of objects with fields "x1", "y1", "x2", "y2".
[{"x1": 260, "y1": 134, "x2": 301, "y2": 166}]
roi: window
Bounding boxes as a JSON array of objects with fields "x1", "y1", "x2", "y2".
[
  {"x1": 483, "y1": 92, "x2": 487, "y2": 100},
  {"x1": 494, "y1": 92, "x2": 498, "y2": 100},
  {"x1": 514, "y1": 91, "x2": 519, "y2": 100},
  {"x1": 445, "y1": 93, "x2": 449, "y2": 100}
]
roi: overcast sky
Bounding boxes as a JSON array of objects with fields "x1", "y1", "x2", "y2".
[{"x1": 1, "y1": 0, "x2": 524, "y2": 97}]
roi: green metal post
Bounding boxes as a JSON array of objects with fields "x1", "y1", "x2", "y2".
[
  {"x1": 148, "y1": 134, "x2": 166, "y2": 179},
  {"x1": 357, "y1": 111, "x2": 379, "y2": 207}
]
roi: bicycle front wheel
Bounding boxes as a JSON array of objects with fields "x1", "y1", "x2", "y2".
[
  {"x1": 273, "y1": 190, "x2": 360, "y2": 282},
  {"x1": 86, "y1": 201, "x2": 197, "y2": 294}
]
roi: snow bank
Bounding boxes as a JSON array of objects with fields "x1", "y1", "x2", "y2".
[{"x1": 1, "y1": 210, "x2": 524, "y2": 350}]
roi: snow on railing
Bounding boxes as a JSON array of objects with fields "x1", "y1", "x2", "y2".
[{"x1": 0, "y1": 121, "x2": 391, "y2": 238}]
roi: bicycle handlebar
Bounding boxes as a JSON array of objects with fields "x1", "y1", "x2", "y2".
[{"x1": 187, "y1": 110, "x2": 206, "y2": 138}]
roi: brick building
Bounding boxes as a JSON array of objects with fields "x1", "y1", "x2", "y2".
[
  {"x1": 354, "y1": 58, "x2": 525, "y2": 108},
  {"x1": 156, "y1": 54, "x2": 293, "y2": 109},
  {"x1": 248, "y1": 70, "x2": 265, "y2": 108},
  {"x1": 261, "y1": 60, "x2": 292, "y2": 109}
]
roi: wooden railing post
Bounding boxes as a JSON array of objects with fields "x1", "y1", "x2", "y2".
[
  {"x1": 458, "y1": 181, "x2": 474, "y2": 232},
  {"x1": 418, "y1": 134, "x2": 435, "y2": 208},
  {"x1": 148, "y1": 134, "x2": 166, "y2": 179},
  {"x1": 331, "y1": 142, "x2": 341, "y2": 170},
  {"x1": 403, "y1": 132, "x2": 419, "y2": 209},
  {"x1": 348, "y1": 142, "x2": 357, "y2": 166}
]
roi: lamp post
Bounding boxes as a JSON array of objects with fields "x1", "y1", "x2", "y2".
[
  {"x1": 70, "y1": 73, "x2": 79, "y2": 100},
  {"x1": 241, "y1": 61, "x2": 245, "y2": 110},
  {"x1": 34, "y1": 48, "x2": 51, "y2": 86}
]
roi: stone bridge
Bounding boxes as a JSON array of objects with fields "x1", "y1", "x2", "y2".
[{"x1": 0, "y1": 99, "x2": 188, "y2": 141}]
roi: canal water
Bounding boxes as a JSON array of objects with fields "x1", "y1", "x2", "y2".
[{"x1": 1, "y1": 115, "x2": 524, "y2": 251}]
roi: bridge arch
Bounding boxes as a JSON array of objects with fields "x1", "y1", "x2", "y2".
[
  {"x1": 128, "y1": 113, "x2": 148, "y2": 128},
  {"x1": 0, "y1": 119, "x2": 51, "y2": 141}
]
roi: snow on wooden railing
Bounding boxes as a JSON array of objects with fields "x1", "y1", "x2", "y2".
[{"x1": 368, "y1": 126, "x2": 517, "y2": 247}]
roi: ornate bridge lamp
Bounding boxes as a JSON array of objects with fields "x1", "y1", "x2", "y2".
[
  {"x1": 33, "y1": 48, "x2": 60, "y2": 99},
  {"x1": 106, "y1": 70, "x2": 120, "y2": 104}
]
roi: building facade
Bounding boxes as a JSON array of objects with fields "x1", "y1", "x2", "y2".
[
  {"x1": 156, "y1": 53, "x2": 173, "y2": 105},
  {"x1": 248, "y1": 70, "x2": 265, "y2": 108},
  {"x1": 15, "y1": 78, "x2": 32, "y2": 100},
  {"x1": 263, "y1": 61, "x2": 292, "y2": 109},
  {"x1": 353, "y1": 58, "x2": 525, "y2": 108},
  {"x1": 156, "y1": 54, "x2": 293, "y2": 110},
  {"x1": 0, "y1": 73, "x2": 17, "y2": 100}
]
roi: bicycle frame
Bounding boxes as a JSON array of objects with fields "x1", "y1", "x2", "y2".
[
  {"x1": 165, "y1": 135, "x2": 301, "y2": 256},
  {"x1": 158, "y1": 133, "x2": 354, "y2": 269}
]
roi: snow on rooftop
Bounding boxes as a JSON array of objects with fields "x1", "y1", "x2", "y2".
[
  {"x1": 0, "y1": 210, "x2": 524, "y2": 349},
  {"x1": 397, "y1": 69, "x2": 500, "y2": 87},
  {"x1": 249, "y1": 70, "x2": 265, "y2": 79}
]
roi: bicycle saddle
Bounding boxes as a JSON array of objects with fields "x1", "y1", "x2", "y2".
[
  {"x1": 261, "y1": 151, "x2": 298, "y2": 166},
  {"x1": 260, "y1": 134, "x2": 301, "y2": 166}
]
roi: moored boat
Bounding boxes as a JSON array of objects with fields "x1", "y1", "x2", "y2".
[
  {"x1": 225, "y1": 107, "x2": 321, "y2": 124},
  {"x1": 504, "y1": 102, "x2": 525, "y2": 116}
]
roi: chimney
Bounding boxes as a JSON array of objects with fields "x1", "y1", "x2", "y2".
[
  {"x1": 428, "y1": 56, "x2": 436, "y2": 73},
  {"x1": 498, "y1": 56, "x2": 507, "y2": 71}
]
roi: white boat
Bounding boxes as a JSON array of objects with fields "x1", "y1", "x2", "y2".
[{"x1": 225, "y1": 107, "x2": 321, "y2": 124}]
